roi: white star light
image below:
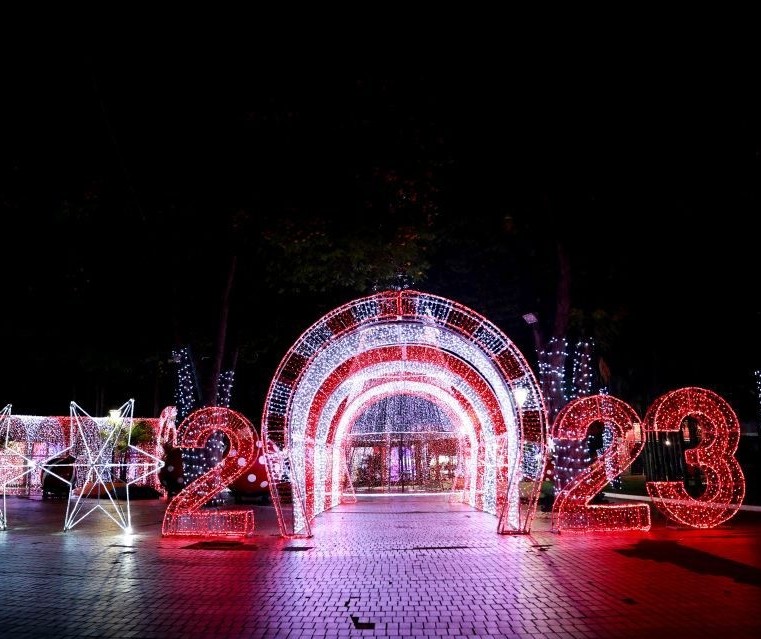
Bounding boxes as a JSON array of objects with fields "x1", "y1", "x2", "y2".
[{"x1": 64, "y1": 399, "x2": 164, "y2": 532}]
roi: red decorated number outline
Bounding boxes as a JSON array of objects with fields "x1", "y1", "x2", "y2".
[
  {"x1": 161, "y1": 407, "x2": 258, "y2": 536},
  {"x1": 644, "y1": 387, "x2": 745, "y2": 528},
  {"x1": 551, "y1": 394, "x2": 651, "y2": 532}
]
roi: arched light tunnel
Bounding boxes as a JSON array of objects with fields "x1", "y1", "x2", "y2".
[{"x1": 261, "y1": 290, "x2": 548, "y2": 538}]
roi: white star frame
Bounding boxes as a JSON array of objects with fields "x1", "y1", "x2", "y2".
[{"x1": 64, "y1": 399, "x2": 164, "y2": 532}]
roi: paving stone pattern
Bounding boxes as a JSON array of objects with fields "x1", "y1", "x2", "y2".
[{"x1": 1, "y1": 495, "x2": 760, "y2": 638}]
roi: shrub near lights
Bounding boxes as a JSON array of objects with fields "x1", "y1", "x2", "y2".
[{"x1": 551, "y1": 388, "x2": 746, "y2": 532}]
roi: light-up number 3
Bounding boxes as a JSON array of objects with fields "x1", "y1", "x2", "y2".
[
  {"x1": 551, "y1": 394, "x2": 651, "y2": 532},
  {"x1": 162, "y1": 406, "x2": 257, "y2": 536},
  {"x1": 644, "y1": 387, "x2": 745, "y2": 528}
]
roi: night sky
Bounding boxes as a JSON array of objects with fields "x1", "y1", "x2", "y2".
[{"x1": 2, "y1": 45, "x2": 760, "y2": 423}]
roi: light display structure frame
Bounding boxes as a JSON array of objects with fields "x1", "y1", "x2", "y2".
[{"x1": 261, "y1": 289, "x2": 548, "y2": 538}]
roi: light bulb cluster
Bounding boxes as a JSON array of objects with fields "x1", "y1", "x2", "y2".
[
  {"x1": 262, "y1": 290, "x2": 547, "y2": 539},
  {"x1": 539, "y1": 337, "x2": 568, "y2": 415},
  {"x1": 570, "y1": 340, "x2": 594, "y2": 400},
  {"x1": 172, "y1": 346, "x2": 201, "y2": 422}
]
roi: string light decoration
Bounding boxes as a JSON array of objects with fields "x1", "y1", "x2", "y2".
[
  {"x1": 0, "y1": 404, "x2": 20, "y2": 529},
  {"x1": 570, "y1": 339, "x2": 595, "y2": 400},
  {"x1": 172, "y1": 346, "x2": 201, "y2": 423},
  {"x1": 644, "y1": 387, "x2": 745, "y2": 528},
  {"x1": 543, "y1": 339, "x2": 600, "y2": 492},
  {"x1": 551, "y1": 394, "x2": 651, "y2": 533},
  {"x1": 172, "y1": 346, "x2": 210, "y2": 487},
  {"x1": 1, "y1": 406, "x2": 73, "y2": 530},
  {"x1": 162, "y1": 407, "x2": 257, "y2": 537},
  {"x1": 217, "y1": 369, "x2": 235, "y2": 408},
  {"x1": 64, "y1": 400, "x2": 164, "y2": 533},
  {"x1": 261, "y1": 290, "x2": 547, "y2": 539},
  {"x1": 538, "y1": 336, "x2": 568, "y2": 419}
]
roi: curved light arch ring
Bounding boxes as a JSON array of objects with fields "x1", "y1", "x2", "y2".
[
  {"x1": 303, "y1": 347, "x2": 503, "y2": 519},
  {"x1": 261, "y1": 289, "x2": 548, "y2": 538},
  {"x1": 314, "y1": 374, "x2": 487, "y2": 518}
]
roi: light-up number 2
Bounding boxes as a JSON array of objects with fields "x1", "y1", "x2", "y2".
[
  {"x1": 551, "y1": 394, "x2": 651, "y2": 532},
  {"x1": 644, "y1": 387, "x2": 745, "y2": 528},
  {"x1": 162, "y1": 406, "x2": 258, "y2": 536}
]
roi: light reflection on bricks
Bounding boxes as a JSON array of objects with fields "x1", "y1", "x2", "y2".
[{"x1": 0, "y1": 494, "x2": 760, "y2": 638}]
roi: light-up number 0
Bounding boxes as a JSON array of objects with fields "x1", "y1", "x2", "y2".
[
  {"x1": 162, "y1": 406, "x2": 258, "y2": 536},
  {"x1": 551, "y1": 387, "x2": 745, "y2": 532}
]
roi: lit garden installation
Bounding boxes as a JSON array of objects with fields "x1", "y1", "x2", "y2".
[
  {"x1": 261, "y1": 289, "x2": 548, "y2": 538},
  {"x1": 550, "y1": 394, "x2": 651, "y2": 533}
]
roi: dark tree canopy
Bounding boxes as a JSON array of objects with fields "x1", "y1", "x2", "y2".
[{"x1": 2, "y1": 51, "x2": 759, "y2": 424}]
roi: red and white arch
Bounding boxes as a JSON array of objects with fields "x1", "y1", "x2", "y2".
[{"x1": 261, "y1": 290, "x2": 547, "y2": 538}]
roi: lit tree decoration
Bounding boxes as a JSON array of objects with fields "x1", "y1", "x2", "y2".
[
  {"x1": 64, "y1": 400, "x2": 164, "y2": 533},
  {"x1": 538, "y1": 336, "x2": 568, "y2": 420},
  {"x1": 644, "y1": 387, "x2": 745, "y2": 528},
  {"x1": 171, "y1": 347, "x2": 234, "y2": 490},
  {"x1": 172, "y1": 346, "x2": 201, "y2": 423},
  {"x1": 172, "y1": 346, "x2": 207, "y2": 486},
  {"x1": 261, "y1": 290, "x2": 547, "y2": 539},
  {"x1": 570, "y1": 339, "x2": 594, "y2": 400},
  {"x1": 216, "y1": 369, "x2": 235, "y2": 408},
  {"x1": 755, "y1": 369, "x2": 761, "y2": 423}
]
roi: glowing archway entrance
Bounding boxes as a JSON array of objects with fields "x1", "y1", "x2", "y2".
[{"x1": 261, "y1": 290, "x2": 547, "y2": 538}]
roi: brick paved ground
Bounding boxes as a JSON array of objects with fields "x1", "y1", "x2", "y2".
[{"x1": 1, "y1": 494, "x2": 760, "y2": 638}]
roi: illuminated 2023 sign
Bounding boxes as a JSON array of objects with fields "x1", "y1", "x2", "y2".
[{"x1": 159, "y1": 386, "x2": 746, "y2": 537}]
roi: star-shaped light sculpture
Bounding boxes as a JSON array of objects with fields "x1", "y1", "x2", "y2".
[
  {"x1": 64, "y1": 399, "x2": 164, "y2": 533},
  {"x1": 1, "y1": 404, "x2": 74, "y2": 530}
]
